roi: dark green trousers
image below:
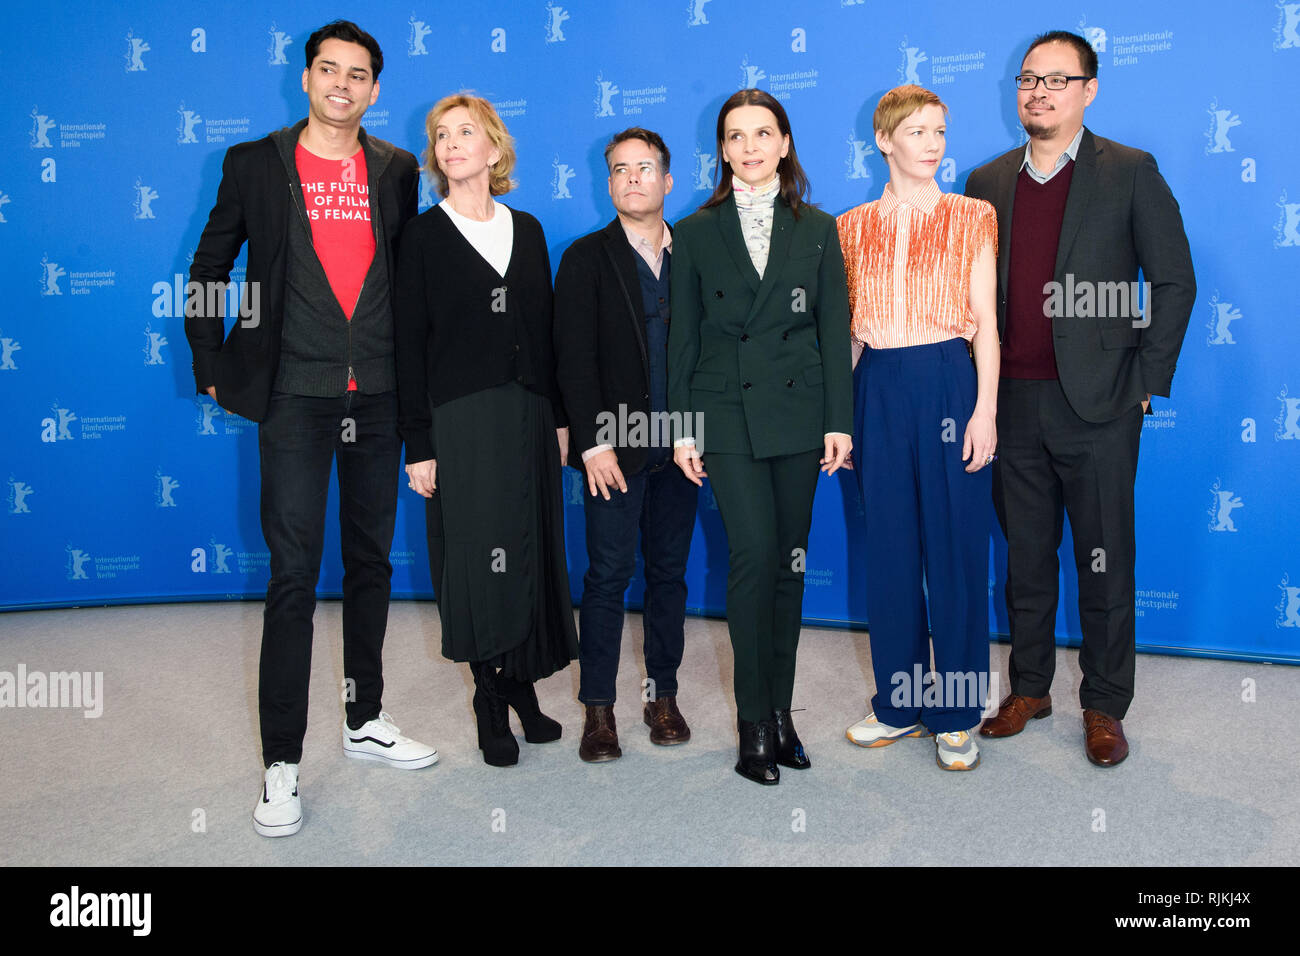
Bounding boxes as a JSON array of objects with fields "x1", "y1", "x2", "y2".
[{"x1": 704, "y1": 448, "x2": 822, "y2": 722}]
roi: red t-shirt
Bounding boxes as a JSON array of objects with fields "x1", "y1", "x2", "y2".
[{"x1": 294, "y1": 143, "x2": 376, "y2": 322}]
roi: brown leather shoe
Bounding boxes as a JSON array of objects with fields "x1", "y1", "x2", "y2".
[
  {"x1": 1083, "y1": 709, "x2": 1129, "y2": 767},
  {"x1": 643, "y1": 696, "x2": 691, "y2": 745},
  {"x1": 979, "y1": 693, "x2": 1053, "y2": 737},
  {"x1": 578, "y1": 705, "x2": 621, "y2": 762}
]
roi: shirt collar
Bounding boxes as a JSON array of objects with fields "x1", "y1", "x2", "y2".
[
  {"x1": 620, "y1": 218, "x2": 672, "y2": 257},
  {"x1": 879, "y1": 177, "x2": 942, "y2": 217},
  {"x1": 1021, "y1": 125, "x2": 1085, "y2": 178},
  {"x1": 732, "y1": 174, "x2": 781, "y2": 210}
]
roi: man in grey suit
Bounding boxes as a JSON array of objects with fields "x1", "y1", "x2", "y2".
[{"x1": 965, "y1": 30, "x2": 1195, "y2": 766}]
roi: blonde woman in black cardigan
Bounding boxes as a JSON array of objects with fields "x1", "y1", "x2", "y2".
[{"x1": 395, "y1": 93, "x2": 577, "y2": 767}]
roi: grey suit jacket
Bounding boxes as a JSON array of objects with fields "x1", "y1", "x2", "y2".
[{"x1": 965, "y1": 127, "x2": 1196, "y2": 423}]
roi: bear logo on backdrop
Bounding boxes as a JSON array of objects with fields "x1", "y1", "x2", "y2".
[
  {"x1": 155, "y1": 471, "x2": 179, "y2": 509},
  {"x1": 688, "y1": 0, "x2": 712, "y2": 26},
  {"x1": 846, "y1": 132, "x2": 873, "y2": 181},
  {"x1": 124, "y1": 30, "x2": 149, "y2": 72},
  {"x1": 133, "y1": 179, "x2": 157, "y2": 220},
  {"x1": 1206, "y1": 292, "x2": 1242, "y2": 346},
  {"x1": 693, "y1": 146, "x2": 716, "y2": 191},
  {"x1": 1205, "y1": 100, "x2": 1241, "y2": 154},
  {"x1": 545, "y1": 3, "x2": 570, "y2": 43},
  {"x1": 1276, "y1": 191, "x2": 1300, "y2": 247},
  {"x1": 8, "y1": 478, "x2": 33, "y2": 515},
  {"x1": 0, "y1": 191, "x2": 10, "y2": 222},
  {"x1": 898, "y1": 38, "x2": 927, "y2": 84},
  {"x1": 142, "y1": 325, "x2": 168, "y2": 366},
  {"x1": 1278, "y1": 575, "x2": 1300, "y2": 627},
  {"x1": 1275, "y1": 1, "x2": 1300, "y2": 50},
  {"x1": 594, "y1": 74, "x2": 619, "y2": 117},
  {"x1": 0, "y1": 333, "x2": 20, "y2": 370},
  {"x1": 408, "y1": 15, "x2": 431, "y2": 56},
  {"x1": 40, "y1": 256, "x2": 64, "y2": 296},
  {"x1": 30, "y1": 108, "x2": 56, "y2": 149},
  {"x1": 739, "y1": 55, "x2": 766, "y2": 88},
  {"x1": 1277, "y1": 386, "x2": 1300, "y2": 440},
  {"x1": 1078, "y1": 16, "x2": 1107, "y2": 53},
  {"x1": 177, "y1": 104, "x2": 202, "y2": 145},
  {"x1": 65, "y1": 546, "x2": 91, "y2": 581},
  {"x1": 267, "y1": 24, "x2": 292, "y2": 66},
  {"x1": 551, "y1": 158, "x2": 575, "y2": 199},
  {"x1": 1208, "y1": 479, "x2": 1243, "y2": 533}
]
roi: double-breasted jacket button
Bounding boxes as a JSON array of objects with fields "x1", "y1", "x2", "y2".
[
  {"x1": 742, "y1": 382, "x2": 752, "y2": 390},
  {"x1": 715, "y1": 290, "x2": 724, "y2": 298},
  {"x1": 740, "y1": 333, "x2": 750, "y2": 342},
  {"x1": 785, "y1": 379, "x2": 795, "y2": 388}
]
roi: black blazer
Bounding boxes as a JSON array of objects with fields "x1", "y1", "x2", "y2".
[
  {"x1": 667, "y1": 195, "x2": 853, "y2": 458},
  {"x1": 964, "y1": 127, "x2": 1196, "y2": 424},
  {"x1": 553, "y1": 217, "x2": 668, "y2": 475},
  {"x1": 185, "y1": 119, "x2": 419, "y2": 422}
]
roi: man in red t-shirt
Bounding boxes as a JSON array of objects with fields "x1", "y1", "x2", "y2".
[{"x1": 185, "y1": 20, "x2": 434, "y2": 839}]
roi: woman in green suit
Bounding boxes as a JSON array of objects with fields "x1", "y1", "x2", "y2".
[{"x1": 669, "y1": 89, "x2": 853, "y2": 785}]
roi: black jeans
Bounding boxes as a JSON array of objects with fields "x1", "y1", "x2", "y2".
[
  {"x1": 577, "y1": 458, "x2": 698, "y2": 705},
  {"x1": 257, "y1": 390, "x2": 400, "y2": 766}
]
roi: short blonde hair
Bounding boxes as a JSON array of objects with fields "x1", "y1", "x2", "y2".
[
  {"x1": 423, "y1": 93, "x2": 517, "y2": 197},
  {"x1": 873, "y1": 84, "x2": 948, "y2": 138}
]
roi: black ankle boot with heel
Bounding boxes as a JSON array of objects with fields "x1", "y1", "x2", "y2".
[
  {"x1": 470, "y1": 663, "x2": 519, "y2": 767},
  {"x1": 495, "y1": 673, "x2": 562, "y2": 743}
]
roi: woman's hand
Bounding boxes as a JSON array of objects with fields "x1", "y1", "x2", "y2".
[
  {"x1": 406, "y1": 459, "x2": 437, "y2": 498},
  {"x1": 962, "y1": 409, "x2": 997, "y2": 473},
  {"x1": 556, "y1": 427, "x2": 570, "y2": 468},
  {"x1": 821, "y1": 433, "x2": 852, "y2": 475},
  {"x1": 673, "y1": 444, "x2": 707, "y2": 487}
]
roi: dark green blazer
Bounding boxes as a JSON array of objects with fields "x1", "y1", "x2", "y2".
[{"x1": 667, "y1": 194, "x2": 853, "y2": 458}]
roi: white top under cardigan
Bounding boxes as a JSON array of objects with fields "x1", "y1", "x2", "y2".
[{"x1": 439, "y1": 198, "x2": 514, "y2": 277}]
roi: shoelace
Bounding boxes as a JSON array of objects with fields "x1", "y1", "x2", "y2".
[
  {"x1": 938, "y1": 732, "x2": 968, "y2": 746},
  {"x1": 265, "y1": 762, "x2": 297, "y2": 802},
  {"x1": 373, "y1": 711, "x2": 410, "y2": 743}
]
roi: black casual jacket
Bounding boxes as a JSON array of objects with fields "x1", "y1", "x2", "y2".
[
  {"x1": 185, "y1": 119, "x2": 419, "y2": 422},
  {"x1": 553, "y1": 217, "x2": 672, "y2": 475}
]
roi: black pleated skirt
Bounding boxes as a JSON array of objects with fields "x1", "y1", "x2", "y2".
[{"x1": 425, "y1": 381, "x2": 578, "y2": 682}]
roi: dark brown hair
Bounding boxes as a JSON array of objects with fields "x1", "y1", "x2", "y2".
[
  {"x1": 702, "y1": 89, "x2": 812, "y2": 219},
  {"x1": 603, "y1": 127, "x2": 671, "y2": 174}
]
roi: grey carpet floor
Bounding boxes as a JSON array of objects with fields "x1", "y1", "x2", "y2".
[{"x1": 1, "y1": 601, "x2": 1294, "y2": 866}]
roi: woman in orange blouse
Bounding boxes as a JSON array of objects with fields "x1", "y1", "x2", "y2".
[{"x1": 836, "y1": 85, "x2": 998, "y2": 770}]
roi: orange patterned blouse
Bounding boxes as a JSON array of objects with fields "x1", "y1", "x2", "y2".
[{"x1": 836, "y1": 178, "x2": 996, "y2": 350}]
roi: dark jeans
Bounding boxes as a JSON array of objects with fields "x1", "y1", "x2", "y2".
[
  {"x1": 258, "y1": 390, "x2": 400, "y2": 766},
  {"x1": 577, "y1": 458, "x2": 698, "y2": 705}
]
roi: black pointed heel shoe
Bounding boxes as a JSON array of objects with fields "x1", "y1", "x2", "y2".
[
  {"x1": 772, "y1": 708, "x2": 811, "y2": 769},
  {"x1": 735, "y1": 718, "x2": 780, "y2": 785}
]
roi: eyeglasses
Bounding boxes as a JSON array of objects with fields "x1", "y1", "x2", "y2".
[{"x1": 1015, "y1": 73, "x2": 1092, "y2": 91}]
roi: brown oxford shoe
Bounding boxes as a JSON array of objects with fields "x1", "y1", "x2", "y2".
[
  {"x1": 578, "y1": 705, "x2": 622, "y2": 762},
  {"x1": 643, "y1": 696, "x2": 691, "y2": 745},
  {"x1": 1083, "y1": 709, "x2": 1129, "y2": 767},
  {"x1": 979, "y1": 693, "x2": 1053, "y2": 738}
]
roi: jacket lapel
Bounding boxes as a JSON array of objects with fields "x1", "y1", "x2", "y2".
[
  {"x1": 717, "y1": 195, "x2": 761, "y2": 293},
  {"x1": 993, "y1": 153, "x2": 1018, "y2": 302},
  {"x1": 748, "y1": 198, "x2": 793, "y2": 321},
  {"x1": 600, "y1": 218, "x2": 649, "y2": 367},
  {"x1": 1054, "y1": 127, "x2": 1099, "y2": 277}
]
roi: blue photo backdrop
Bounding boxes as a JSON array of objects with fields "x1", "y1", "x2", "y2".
[{"x1": 3, "y1": 0, "x2": 1297, "y2": 664}]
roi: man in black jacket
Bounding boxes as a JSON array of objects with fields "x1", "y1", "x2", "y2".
[
  {"x1": 554, "y1": 128, "x2": 699, "y2": 761},
  {"x1": 965, "y1": 31, "x2": 1195, "y2": 767},
  {"x1": 185, "y1": 20, "x2": 434, "y2": 838}
]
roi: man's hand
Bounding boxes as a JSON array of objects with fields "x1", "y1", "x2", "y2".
[
  {"x1": 406, "y1": 459, "x2": 437, "y2": 498},
  {"x1": 821, "y1": 433, "x2": 852, "y2": 475},
  {"x1": 586, "y1": 448, "x2": 627, "y2": 501},
  {"x1": 1141, "y1": 393, "x2": 1151, "y2": 414},
  {"x1": 205, "y1": 386, "x2": 217, "y2": 401},
  {"x1": 673, "y1": 444, "x2": 707, "y2": 487},
  {"x1": 962, "y1": 407, "x2": 997, "y2": 473},
  {"x1": 556, "y1": 427, "x2": 570, "y2": 468}
]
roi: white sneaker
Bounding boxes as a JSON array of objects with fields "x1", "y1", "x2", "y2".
[
  {"x1": 252, "y1": 762, "x2": 302, "y2": 838},
  {"x1": 845, "y1": 712, "x2": 929, "y2": 748},
  {"x1": 936, "y1": 730, "x2": 980, "y2": 770},
  {"x1": 343, "y1": 711, "x2": 438, "y2": 769}
]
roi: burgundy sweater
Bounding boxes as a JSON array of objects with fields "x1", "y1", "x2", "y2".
[{"x1": 1002, "y1": 163, "x2": 1075, "y2": 379}]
